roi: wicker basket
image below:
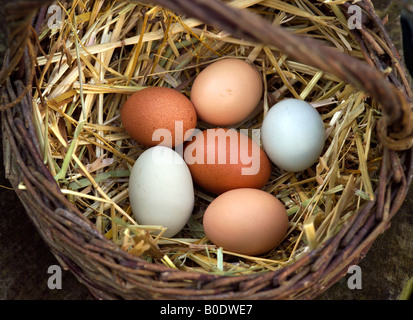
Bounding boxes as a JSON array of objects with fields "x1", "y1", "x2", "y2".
[{"x1": 1, "y1": 0, "x2": 412, "y2": 300}]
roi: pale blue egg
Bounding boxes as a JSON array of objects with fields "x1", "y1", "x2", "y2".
[{"x1": 261, "y1": 99, "x2": 325, "y2": 172}]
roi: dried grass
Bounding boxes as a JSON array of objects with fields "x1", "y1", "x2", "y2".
[{"x1": 33, "y1": 0, "x2": 381, "y2": 275}]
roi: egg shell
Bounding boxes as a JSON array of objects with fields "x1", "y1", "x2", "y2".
[
  {"x1": 120, "y1": 87, "x2": 197, "y2": 147},
  {"x1": 261, "y1": 99, "x2": 325, "y2": 172},
  {"x1": 183, "y1": 128, "x2": 271, "y2": 194},
  {"x1": 203, "y1": 188, "x2": 289, "y2": 255},
  {"x1": 128, "y1": 146, "x2": 194, "y2": 238},
  {"x1": 190, "y1": 58, "x2": 263, "y2": 126}
]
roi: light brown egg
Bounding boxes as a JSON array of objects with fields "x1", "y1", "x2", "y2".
[
  {"x1": 183, "y1": 128, "x2": 271, "y2": 194},
  {"x1": 120, "y1": 87, "x2": 197, "y2": 147},
  {"x1": 203, "y1": 188, "x2": 289, "y2": 256},
  {"x1": 190, "y1": 58, "x2": 263, "y2": 126}
]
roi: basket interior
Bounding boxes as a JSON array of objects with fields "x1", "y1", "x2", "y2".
[{"x1": 31, "y1": 0, "x2": 387, "y2": 276}]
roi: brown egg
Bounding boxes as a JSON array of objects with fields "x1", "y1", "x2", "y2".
[
  {"x1": 120, "y1": 87, "x2": 197, "y2": 147},
  {"x1": 190, "y1": 58, "x2": 263, "y2": 126},
  {"x1": 183, "y1": 128, "x2": 271, "y2": 194},
  {"x1": 203, "y1": 188, "x2": 289, "y2": 256}
]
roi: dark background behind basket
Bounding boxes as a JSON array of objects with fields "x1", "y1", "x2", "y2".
[{"x1": 0, "y1": 0, "x2": 412, "y2": 299}]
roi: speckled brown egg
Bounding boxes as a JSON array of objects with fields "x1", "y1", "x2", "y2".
[
  {"x1": 203, "y1": 188, "x2": 289, "y2": 256},
  {"x1": 183, "y1": 128, "x2": 271, "y2": 194},
  {"x1": 120, "y1": 87, "x2": 197, "y2": 147}
]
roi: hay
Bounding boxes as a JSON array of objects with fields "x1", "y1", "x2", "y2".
[{"x1": 33, "y1": 0, "x2": 381, "y2": 275}]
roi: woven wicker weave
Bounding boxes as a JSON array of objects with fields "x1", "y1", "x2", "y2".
[{"x1": 1, "y1": 0, "x2": 412, "y2": 299}]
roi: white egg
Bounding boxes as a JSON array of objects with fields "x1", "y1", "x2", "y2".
[
  {"x1": 128, "y1": 146, "x2": 194, "y2": 237},
  {"x1": 261, "y1": 99, "x2": 325, "y2": 172}
]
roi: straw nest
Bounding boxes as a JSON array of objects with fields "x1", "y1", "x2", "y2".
[{"x1": 33, "y1": 0, "x2": 384, "y2": 276}]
